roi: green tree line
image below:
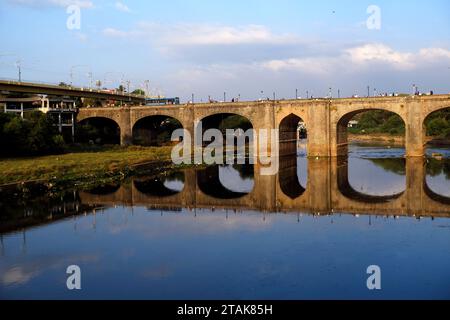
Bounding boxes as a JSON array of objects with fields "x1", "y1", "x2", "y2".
[
  {"x1": 0, "y1": 112, "x2": 65, "y2": 157},
  {"x1": 349, "y1": 110, "x2": 450, "y2": 138}
]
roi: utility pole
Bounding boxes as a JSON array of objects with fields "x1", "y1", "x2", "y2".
[
  {"x1": 144, "y1": 80, "x2": 150, "y2": 97},
  {"x1": 16, "y1": 60, "x2": 22, "y2": 82},
  {"x1": 88, "y1": 72, "x2": 93, "y2": 89}
]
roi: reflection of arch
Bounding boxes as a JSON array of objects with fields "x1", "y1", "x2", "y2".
[
  {"x1": 336, "y1": 109, "x2": 406, "y2": 156},
  {"x1": 279, "y1": 154, "x2": 306, "y2": 199},
  {"x1": 337, "y1": 158, "x2": 405, "y2": 203},
  {"x1": 134, "y1": 172, "x2": 185, "y2": 197},
  {"x1": 132, "y1": 115, "x2": 183, "y2": 146},
  {"x1": 278, "y1": 114, "x2": 307, "y2": 199},
  {"x1": 424, "y1": 181, "x2": 450, "y2": 205},
  {"x1": 87, "y1": 184, "x2": 121, "y2": 196},
  {"x1": 77, "y1": 117, "x2": 121, "y2": 145},
  {"x1": 197, "y1": 165, "x2": 251, "y2": 199}
]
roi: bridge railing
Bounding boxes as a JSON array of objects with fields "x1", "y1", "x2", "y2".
[{"x1": 0, "y1": 78, "x2": 146, "y2": 99}]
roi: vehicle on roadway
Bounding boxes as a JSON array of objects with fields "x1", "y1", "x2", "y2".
[{"x1": 145, "y1": 97, "x2": 180, "y2": 106}]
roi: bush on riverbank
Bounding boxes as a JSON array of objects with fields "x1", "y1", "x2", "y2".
[
  {"x1": 0, "y1": 112, "x2": 66, "y2": 158},
  {"x1": 349, "y1": 111, "x2": 405, "y2": 136},
  {"x1": 425, "y1": 110, "x2": 450, "y2": 138}
]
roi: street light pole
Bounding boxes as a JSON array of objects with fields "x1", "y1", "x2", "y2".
[{"x1": 16, "y1": 60, "x2": 22, "y2": 82}]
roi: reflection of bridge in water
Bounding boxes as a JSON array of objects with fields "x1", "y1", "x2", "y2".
[{"x1": 80, "y1": 157, "x2": 450, "y2": 218}]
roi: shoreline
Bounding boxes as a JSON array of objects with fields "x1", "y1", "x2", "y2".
[
  {"x1": 0, "y1": 146, "x2": 178, "y2": 192},
  {"x1": 1, "y1": 135, "x2": 449, "y2": 188},
  {"x1": 349, "y1": 134, "x2": 450, "y2": 146}
]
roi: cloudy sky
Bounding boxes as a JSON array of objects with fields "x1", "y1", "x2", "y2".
[{"x1": 0, "y1": 0, "x2": 449, "y2": 101}]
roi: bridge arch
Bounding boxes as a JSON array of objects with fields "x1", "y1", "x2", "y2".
[
  {"x1": 278, "y1": 113, "x2": 308, "y2": 199},
  {"x1": 132, "y1": 115, "x2": 183, "y2": 146},
  {"x1": 336, "y1": 108, "x2": 406, "y2": 157},
  {"x1": 77, "y1": 116, "x2": 121, "y2": 145}
]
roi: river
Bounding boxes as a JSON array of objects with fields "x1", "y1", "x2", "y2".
[{"x1": 0, "y1": 143, "x2": 449, "y2": 300}]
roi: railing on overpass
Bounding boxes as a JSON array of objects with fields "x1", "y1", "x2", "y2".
[{"x1": 0, "y1": 78, "x2": 147, "y2": 104}]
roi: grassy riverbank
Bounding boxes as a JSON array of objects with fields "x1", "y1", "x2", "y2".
[{"x1": 0, "y1": 146, "x2": 174, "y2": 187}]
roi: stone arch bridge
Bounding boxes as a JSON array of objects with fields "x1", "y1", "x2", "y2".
[{"x1": 77, "y1": 94, "x2": 450, "y2": 158}]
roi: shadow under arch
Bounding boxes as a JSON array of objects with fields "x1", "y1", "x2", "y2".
[
  {"x1": 336, "y1": 109, "x2": 406, "y2": 157},
  {"x1": 197, "y1": 165, "x2": 252, "y2": 199},
  {"x1": 278, "y1": 113, "x2": 307, "y2": 199},
  {"x1": 132, "y1": 115, "x2": 183, "y2": 146},
  {"x1": 77, "y1": 117, "x2": 121, "y2": 145},
  {"x1": 133, "y1": 172, "x2": 185, "y2": 197},
  {"x1": 198, "y1": 113, "x2": 253, "y2": 160},
  {"x1": 337, "y1": 158, "x2": 405, "y2": 203}
]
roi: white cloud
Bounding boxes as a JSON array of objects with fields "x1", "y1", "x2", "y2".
[
  {"x1": 103, "y1": 22, "x2": 299, "y2": 46},
  {"x1": 115, "y1": 1, "x2": 131, "y2": 13},
  {"x1": 345, "y1": 43, "x2": 414, "y2": 70},
  {"x1": 263, "y1": 43, "x2": 450, "y2": 73},
  {"x1": 7, "y1": 0, "x2": 94, "y2": 9},
  {"x1": 102, "y1": 27, "x2": 141, "y2": 38}
]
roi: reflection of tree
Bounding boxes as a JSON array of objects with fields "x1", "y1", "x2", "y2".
[
  {"x1": 232, "y1": 164, "x2": 254, "y2": 180},
  {"x1": 367, "y1": 158, "x2": 406, "y2": 175},
  {"x1": 369, "y1": 157, "x2": 450, "y2": 179},
  {"x1": 427, "y1": 159, "x2": 450, "y2": 179}
]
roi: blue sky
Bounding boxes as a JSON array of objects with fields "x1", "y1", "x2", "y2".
[{"x1": 0, "y1": 0, "x2": 449, "y2": 101}]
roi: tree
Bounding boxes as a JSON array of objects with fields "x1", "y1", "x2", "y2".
[
  {"x1": 132, "y1": 89, "x2": 146, "y2": 96},
  {"x1": 0, "y1": 112, "x2": 65, "y2": 157}
]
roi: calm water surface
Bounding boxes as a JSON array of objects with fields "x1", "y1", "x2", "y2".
[{"x1": 0, "y1": 144, "x2": 449, "y2": 300}]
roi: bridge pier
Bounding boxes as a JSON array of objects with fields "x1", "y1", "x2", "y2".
[
  {"x1": 405, "y1": 100, "x2": 425, "y2": 157},
  {"x1": 307, "y1": 102, "x2": 331, "y2": 157}
]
